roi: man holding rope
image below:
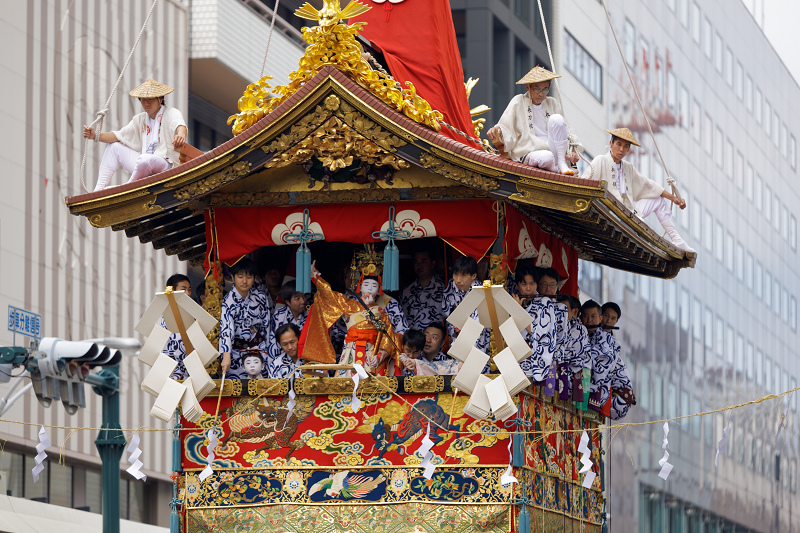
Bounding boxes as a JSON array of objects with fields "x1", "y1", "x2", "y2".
[
  {"x1": 486, "y1": 66, "x2": 582, "y2": 175},
  {"x1": 83, "y1": 79, "x2": 187, "y2": 192},
  {"x1": 583, "y1": 128, "x2": 694, "y2": 253}
]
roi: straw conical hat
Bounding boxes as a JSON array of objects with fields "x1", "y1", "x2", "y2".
[
  {"x1": 516, "y1": 66, "x2": 561, "y2": 85},
  {"x1": 605, "y1": 127, "x2": 641, "y2": 147},
  {"x1": 129, "y1": 79, "x2": 174, "y2": 98}
]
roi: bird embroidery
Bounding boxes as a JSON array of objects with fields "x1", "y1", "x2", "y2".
[{"x1": 308, "y1": 470, "x2": 387, "y2": 499}]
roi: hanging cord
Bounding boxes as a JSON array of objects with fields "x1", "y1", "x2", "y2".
[
  {"x1": 600, "y1": 0, "x2": 683, "y2": 208},
  {"x1": 535, "y1": 0, "x2": 589, "y2": 166},
  {"x1": 78, "y1": 0, "x2": 160, "y2": 193},
  {"x1": 259, "y1": 0, "x2": 281, "y2": 78}
]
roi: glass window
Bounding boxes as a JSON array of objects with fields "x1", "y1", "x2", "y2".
[
  {"x1": 654, "y1": 278, "x2": 664, "y2": 312},
  {"x1": 49, "y1": 463, "x2": 72, "y2": 508},
  {"x1": 704, "y1": 113, "x2": 713, "y2": 155},
  {"x1": 765, "y1": 357, "x2": 772, "y2": 393},
  {"x1": 624, "y1": 19, "x2": 636, "y2": 67},
  {"x1": 725, "y1": 231, "x2": 734, "y2": 272},
  {"x1": 745, "y1": 252, "x2": 754, "y2": 291},
  {"x1": 735, "y1": 150, "x2": 743, "y2": 189},
  {"x1": 792, "y1": 377, "x2": 798, "y2": 410},
  {"x1": 791, "y1": 215, "x2": 797, "y2": 250},
  {"x1": 765, "y1": 271, "x2": 772, "y2": 308},
  {"x1": 703, "y1": 307, "x2": 713, "y2": 349},
  {"x1": 724, "y1": 47, "x2": 733, "y2": 86},
  {"x1": 692, "y1": 199, "x2": 702, "y2": 241},
  {"x1": 746, "y1": 342, "x2": 754, "y2": 381},
  {"x1": 703, "y1": 17, "x2": 712, "y2": 58},
  {"x1": 715, "y1": 316, "x2": 724, "y2": 358},
  {"x1": 755, "y1": 261, "x2": 763, "y2": 299},
  {"x1": 564, "y1": 31, "x2": 603, "y2": 101},
  {"x1": 656, "y1": 56, "x2": 665, "y2": 101},
  {"x1": 714, "y1": 221, "x2": 723, "y2": 262},
  {"x1": 783, "y1": 287, "x2": 789, "y2": 323},
  {"x1": 714, "y1": 32, "x2": 723, "y2": 73},
  {"x1": 755, "y1": 86, "x2": 763, "y2": 125},
  {"x1": 724, "y1": 138, "x2": 733, "y2": 179},
  {"x1": 725, "y1": 325, "x2": 734, "y2": 366},
  {"x1": 735, "y1": 61, "x2": 743, "y2": 100},
  {"x1": 668, "y1": 70, "x2": 677, "y2": 114},
  {"x1": 765, "y1": 184, "x2": 772, "y2": 223},
  {"x1": 639, "y1": 38, "x2": 650, "y2": 83},
  {"x1": 745, "y1": 163, "x2": 754, "y2": 200},
  {"x1": 667, "y1": 382, "x2": 678, "y2": 419},
  {"x1": 756, "y1": 350, "x2": 764, "y2": 385},
  {"x1": 782, "y1": 123, "x2": 788, "y2": 157},
  {"x1": 765, "y1": 100, "x2": 772, "y2": 137},
  {"x1": 667, "y1": 281, "x2": 677, "y2": 322},
  {"x1": 715, "y1": 126, "x2": 724, "y2": 167},
  {"x1": 680, "y1": 288, "x2": 690, "y2": 331},
  {"x1": 791, "y1": 134, "x2": 797, "y2": 170},
  {"x1": 735, "y1": 242, "x2": 744, "y2": 281},
  {"x1": 774, "y1": 279, "x2": 780, "y2": 315},
  {"x1": 680, "y1": 189, "x2": 690, "y2": 230},
  {"x1": 653, "y1": 374, "x2": 663, "y2": 416},
  {"x1": 745, "y1": 74, "x2": 753, "y2": 112},
  {"x1": 774, "y1": 194, "x2": 781, "y2": 232},
  {"x1": 703, "y1": 210, "x2": 713, "y2": 251},
  {"x1": 0, "y1": 449, "x2": 23, "y2": 498},
  {"x1": 641, "y1": 275, "x2": 650, "y2": 301},
  {"x1": 691, "y1": 99, "x2": 701, "y2": 141},
  {"x1": 692, "y1": 298, "x2": 702, "y2": 340},
  {"x1": 679, "y1": 85, "x2": 689, "y2": 129},
  {"x1": 86, "y1": 469, "x2": 102, "y2": 513},
  {"x1": 735, "y1": 334, "x2": 744, "y2": 373},
  {"x1": 679, "y1": 0, "x2": 689, "y2": 27},
  {"x1": 755, "y1": 174, "x2": 763, "y2": 211},
  {"x1": 783, "y1": 205, "x2": 789, "y2": 241},
  {"x1": 640, "y1": 365, "x2": 651, "y2": 411},
  {"x1": 25, "y1": 454, "x2": 48, "y2": 500},
  {"x1": 773, "y1": 111, "x2": 780, "y2": 147},
  {"x1": 792, "y1": 296, "x2": 798, "y2": 331},
  {"x1": 774, "y1": 363, "x2": 781, "y2": 394}
]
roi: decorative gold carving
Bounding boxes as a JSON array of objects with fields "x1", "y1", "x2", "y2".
[
  {"x1": 294, "y1": 376, "x2": 398, "y2": 396},
  {"x1": 88, "y1": 197, "x2": 163, "y2": 228},
  {"x1": 334, "y1": 101, "x2": 408, "y2": 152},
  {"x1": 403, "y1": 375, "x2": 444, "y2": 393},
  {"x1": 174, "y1": 161, "x2": 252, "y2": 201},
  {"x1": 209, "y1": 379, "x2": 242, "y2": 397},
  {"x1": 203, "y1": 267, "x2": 223, "y2": 350},
  {"x1": 429, "y1": 146, "x2": 505, "y2": 178},
  {"x1": 248, "y1": 379, "x2": 290, "y2": 397},
  {"x1": 262, "y1": 105, "x2": 332, "y2": 154},
  {"x1": 509, "y1": 177, "x2": 600, "y2": 214},
  {"x1": 227, "y1": 8, "x2": 442, "y2": 135},
  {"x1": 263, "y1": 115, "x2": 409, "y2": 173},
  {"x1": 488, "y1": 253, "x2": 507, "y2": 286},
  {"x1": 419, "y1": 153, "x2": 499, "y2": 191},
  {"x1": 324, "y1": 94, "x2": 340, "y2": 111}
]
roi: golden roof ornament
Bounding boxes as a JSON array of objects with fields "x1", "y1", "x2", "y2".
[{"x1": 228, "y1": 0, "x2": 443, "y2": 135}]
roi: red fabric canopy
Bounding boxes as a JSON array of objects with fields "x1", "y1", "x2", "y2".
[
  {"x1": 505, "y1": 206, "x2": 579, "y2": 297},
  {"x1": 205, "y1": 200, "x2": 499, "y2": 267},
  {"x1": 358, "y1": 0, "x2": 479, "y2": 149}
]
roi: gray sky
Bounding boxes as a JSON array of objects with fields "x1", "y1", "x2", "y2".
[{"x1": 749, "y1": 0, "x2": 800, "y2": 86}]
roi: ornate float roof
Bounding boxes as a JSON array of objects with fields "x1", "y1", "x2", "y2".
[{"x1": 65, "y1": 67, "x2": 695, "y2": 278}]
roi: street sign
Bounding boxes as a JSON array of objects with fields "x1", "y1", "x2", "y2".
[{"x1": 8, "y1": 306, "x2": 42, "y2": 339}]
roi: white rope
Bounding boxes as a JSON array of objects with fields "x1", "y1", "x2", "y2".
[
  {"x1": 79, "y1": 0, "x2": 160, "y2": 193},
  {"x1": 600, "y1": 0, "x2": 683, "y2": 206},
  {"x1": 259, "y1": 0, "x2": 281, "y2": 79}
]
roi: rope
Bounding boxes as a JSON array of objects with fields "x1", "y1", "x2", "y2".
[
  {"x1": 259, "y1": 0, "x2": 281, "y2": 79},
  {"x1": 600, "y1": 0, "x2": 683, "y2": 206},
  {"x1": 79, "y1": 0, "x2": 160, "y2": 194}
]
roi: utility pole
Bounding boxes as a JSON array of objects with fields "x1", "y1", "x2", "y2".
[{"x1": 91, "y1": 366, "x2": 124, "y2": 533}]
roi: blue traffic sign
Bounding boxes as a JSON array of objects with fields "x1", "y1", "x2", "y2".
[{"x1": 8, "y1": 306, "x2": 42, "y2": 338}]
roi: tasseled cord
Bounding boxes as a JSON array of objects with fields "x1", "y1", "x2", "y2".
[{"x1": 372, "y1": 206, "x2": 410, "y2": 292}]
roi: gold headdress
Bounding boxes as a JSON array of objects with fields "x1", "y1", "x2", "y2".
[{"x1": 348, "y1": 244, "x2": 384, "y2": 293}]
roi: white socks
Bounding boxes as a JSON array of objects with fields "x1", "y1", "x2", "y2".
[
  {"x1": 661, "y1": 219, "x2": 696, "y2": 253},
  {"x1": 94, "y1": 166, "x2": 115, "y2": 192}
]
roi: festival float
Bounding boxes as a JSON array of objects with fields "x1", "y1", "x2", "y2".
[{"x1": 65, "y1": 1, "x2": 695, "y2": 531}]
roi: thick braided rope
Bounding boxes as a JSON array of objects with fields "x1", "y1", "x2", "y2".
[
  {"x1": 79, "y1": 0, "x2": 160, "y2": 193},
  {"x1": 600, "y1": 0, "x2": 682, "y2": 206},
  {"x1": 259, "y1": 0, "x2": 281, "y2": 79}
]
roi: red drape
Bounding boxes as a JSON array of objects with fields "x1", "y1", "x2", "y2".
[
  {"x1": 505, "y1": 206, "x2": 579, "y2": 297},
  {"x1": 205, "y1": 200, "x2": 499, "y2": 268},
  {"x1": 358, "y1": 0, "x2": 479, "y2": 149}
]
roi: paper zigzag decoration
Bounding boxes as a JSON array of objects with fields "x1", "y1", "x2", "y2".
[
  {"x1": 135, "y1": 288, "x2": 219, "y2": 423},
  {"x1": 446, "y1": 283, "x2": 533, "y2": 422}
]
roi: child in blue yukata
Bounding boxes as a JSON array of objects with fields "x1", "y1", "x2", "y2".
[
  {"x1": 272, "y1": 280, "x2": 308, "y2": 331},
  {"x1": 514, "y1": 263, "x2": 557, "y2": 382},
  {"x1": 442, "y1": 256, "x2": 489, "y2": 356},
  {"x1": 219, "y1": 258, "x2": 274, "y2": 379},
  {"x1": 396, "y1": 328, "x2": 426, "y2": 376},
  {"x1": 555, "y1": 295, "x2": 591, "y2": 401},
  {"x1": 601, "y1": 301, "x2": 636, "y2": 419},
  {"x1": 163, "y1": 273, "x2": 191, "y2": 379}
]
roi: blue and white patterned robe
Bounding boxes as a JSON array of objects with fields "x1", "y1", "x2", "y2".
[
  {"x1": 606, "y1": 333, "x2": 633, "y2": 420},
  {"x1": 219, "y1": 288, "x2": 276, "y2": 379},
  {"x1": 552, "y1": 302, "x2": 570, "y2": 363},
  {"x1": 520, "y1": 297, "x2": 557, "y2": 380},
  {"x1": 272, "y1": 305, "x2": 307, "y2": 332},
  {"x1": 400, "y1": 277, "x2": 445, "y2": 331},
  {"x1": 161, "y1": 317, "x2": 187, "y2": 380},
  {"x1": 586, "y1": 327, "x2": 616, "y2": 403},
  {"x1": 442, "y1": 279, "x2": 490, "y2": 353},
  {"x1": 269, "y1": 349, "x2": 304, "y2": 379},
  {"x1": 563, "y1": 318, "x2": 591, "y2": 373}
]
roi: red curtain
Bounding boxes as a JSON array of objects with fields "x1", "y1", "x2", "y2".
[
  {"x1": 358, "y1": 0, "x2": 479, "y2": 149},
  {"x1": 505, "y1": 206, "x2": 579, "y2": 297},
  {"x1": 205, "y1": 200, "x2": 499, "y2": 268}
]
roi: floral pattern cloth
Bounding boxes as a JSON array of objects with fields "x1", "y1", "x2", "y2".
[
  {"x1": 399, "y1": 277, "x2": 445, "y2": 331},
  {"x1": 219, "y1": 288, "x2": 276, "y2": 379}
]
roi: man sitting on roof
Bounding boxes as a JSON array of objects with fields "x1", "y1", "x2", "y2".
[
  {"x1": 582, "y1": 128, "x2": 694, "y2": 253},
  {"x1": 82, "y1": 79, "x2": 187, "y2": 192},
  {"x1": 486, "y1": 66, "x2": 582, "y2": 175}
]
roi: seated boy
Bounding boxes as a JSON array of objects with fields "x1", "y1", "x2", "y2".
[
  {"x1": 396, "y1": 329, "x2": 426, "y2": 376},
  {"x1": 410, "y1": 323, "x2": 460, "y2": 376},
  {"x1": 219, "y1": 258, "x2": 275, "y2": 379},
  {"x1": 163, "y1": 273, "x2": 191, "y2": 379},
  {"x1": 442, "y1": 256, "x2": 489, "y2": 354},
  {"x1": 515, "y1": 264, "x2": 557, "y2": 382},
  {"x1": 272, "y1": 280, "x2": 308, "y2": 331},
  {"x1": 555, "y1": 295, "x2": 590, "y2": 401},
  {"x1": 601, "y1": 301, "x2": 636, "y2": 419}
]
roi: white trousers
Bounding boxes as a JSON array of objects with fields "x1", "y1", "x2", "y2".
[
  {"x1": 634, "y1": 196, "x2": 672, "y2": 223},
  {"x1": 523, "y1": 113, "x2": 568, "y2": 171},
  {"x1": 96, "y1": 142, "x2": 171, "y2": 191}
]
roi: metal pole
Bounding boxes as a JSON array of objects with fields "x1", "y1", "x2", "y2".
[{"x1": 93, "y1": 365, "x2": 124, "y2": 533}]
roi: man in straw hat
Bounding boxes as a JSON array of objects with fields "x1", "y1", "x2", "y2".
[
  {"x1": 583, "y1": 128, "x2": 694, "y2": 253},
  {"x1": 486, "y1": 66, "x2": 582, "y2": 175},
  {"x1": 83, "y1": 79, "x2": 187, "y2": 192}
]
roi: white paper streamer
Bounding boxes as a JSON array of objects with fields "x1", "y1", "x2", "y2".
[
  {"x1": 715, "y1": 412, "x2": 732, "y2": 468},
  {"x1": 775, "y1": 393, "x2": 791, "y2": 442},
  {"x1": 418, "y1": 422, "x2": 436, "y2": 479},
  {"x1": 499, "y1": 436, "x2": 517, "y2": 486},
  {"x1": 578, "y1": 431, "x2": 596, "y2": 488},
  {"x1": 31, "y1": 426, "x2": 50, "y2": 483},
  {"x1": 658, "y1": 422, "x2": 673, "y2": 480},
  {"x1": 350, "y1": 364, "x2": 369, "y2": 413},
  {"x1": 198, "y1": 427, "x2": 218, "y2": 482},
  {"x1": 125, "y1": 433, "x2": 147, "y2": 481}
]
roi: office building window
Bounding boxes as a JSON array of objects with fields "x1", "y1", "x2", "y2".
[
  {"x1": 640, "y1": 276, "x2": 650, "y2": 301},
  {"x1": 745, "y1": 252, "x2": 754, "y2": 291},
  {"x1": 773, "y1": 111, "x2": 780, "y2": 147},
  {"x1": 735, "y1": 242, "x2": 744, "y2": 281},
  {"x1": 714, "y1": 221, "x2": 723, "y2": 262},
  {"x1": 774, "y1": 363, "x2": 781, "y2": 394},
  {"x1": 680, "y1": 189, "x2": 690, "y2": 230},
  {"x1": 514, "y1": 0, "x2": 530, "y2": 24},
  {"x1": 765, "y1": 184, "x2": 772, "y2": 223},
  {"x1": 724, "y1": 47, "x2": 733, "y2": 86},
  {"x1": 745, "y1": 74, "x2": 753, "y2": 111},
  {"x1": 703, "y1": 307, "x2": 713, "y2": 349},
  {"x1": 715, "y1": 127, "x2": 724, "y2": 167},
  {"x1": 691, "y1": 2, "x2": 700, "y2": 42},
  {"x1": 755, "y1": 174, "x2": 763, "y2": 211},
  {"x1": 703, "y1": 210, "x2": 713, "y2": 251},
  {"x1": 679, "y1": 85, "x2": 689, "y2": 128},
  {"x1": 667, "y1": 383, "x2": 678, "y2": 420},
  {"x1": 792, "y1": 378, "x2": 798, "y2": 410},
  {"x1": 774, "y1": 194, "x2": 781, "y2": 232},
  {"x1": 773, "y1": 280, "x2": 780, "y2": 315},
  {"x1": 755, "y1": 86, "x2": 763, "y2": 125},
  {"x1": 667, "y1": 0, "x2": 676, "y2": 11},
  {"x1": 765, "y1": 357, "x2": 772, "y2": 391},
  {"x1": 639, "y1": 38, "x2": 650, "y2": 83},
  {"x1": 654, "y1": 278, "x2": 664, "y2": 312},
  {"x1": 764, "y1": 100, "x2": 772, "y2": 137},
  {"x1": 782, "y1": 123, "x2": 788, "y2": 158},
  {"x1": 790, "y1": 214, "x2": 797, "y2": 250},
  {"x1": 735, "y1": 61, "x2": 743, "y2": 100},
  {"x1": 756, "y1": 350, "x2": 764, "y2": 385},
  {"x1": 714, "y1": 32, "x2": 723, "y2": 73},
  {"x1": 680, "y1": 288, "x2": 690, "y2": 331},
  {"x1": 704, "y1": 113, "x2": 713, "y2": 155},
  {"x1": 745, "y1": 163, "x2": 754, "y2": 200},
  {"x1": 653, "y1": 374, "x2": 663, "y2": 416},
  {"x1": 667, "y1": 70, "x2": 677, "y2": 114},
  {"x1": 691, "y1": 199, "x2": 702, "y2": 241},
  {"x1": 667, "y1": 280, "x2": 677, "y2": 322},
  {"x1": 564, "y1": 31, "x2": 603, "y2": 101},
  {"x1": 783, "y1": 205, "x2": 789, "y2": 241},
  {"x1": 755, "y1": 261, "x2": 763, "y2": 299},
  {"x1": 656, "y1": 56, "x2": 665, "y2": 101},
  {"x1": 692, "y1": 298, "x2": 702, "y2": 340},
  {"x1": 783, "y1": 288, "x2": 789, "y2": 323},
  {"x1": 735, "y1": 335, "x2": 744, "y2": 373},
  {"x1": 703, "y1": 17, "x2": 712, "y2": 59},
  {"x1": 765, "y1": 271, "x2": 772, "y2": 308},
  {"x1": 735, "y1": 150, "x2": 743, "y2": 189},
  {"x1": 691, "y1": 99, "x2": 701, "y2": 140},
  {"x1": 640, "y1": 365, "x2": 651, "y2": 411},
  {"x1": 791, "y1": 296, "x2": 797, "y2": 331},
  {"x1": 725, "y1": 325, "x2": 734, "y2": 366},
  {"x1": 624, "y1": 19, "x2": 636, "y2": 67},
  {"x1": 724, "y1": 138, "x2": 733, "y2": 179},
  {"x1": 679, "y1": 0, "x2": 689, "y2": 27},
  {"x1": 791, "y1": 134, "x2": 797, "y2": 170},
  {"x1": 725, "y1": 232, "x2": 734, "y2": 272},
  {"x1": 715, "y1": 316, "x2": 724, "y2": 358}
]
